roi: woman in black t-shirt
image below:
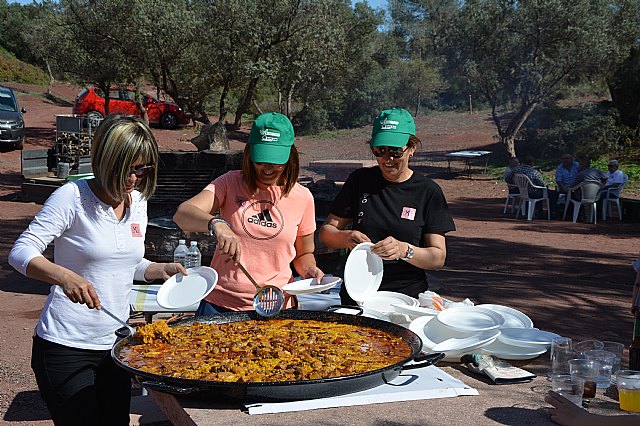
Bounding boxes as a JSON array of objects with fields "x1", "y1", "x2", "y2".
[{"x1": 319, "y1": 108, "x2": 456, "y2": 302}]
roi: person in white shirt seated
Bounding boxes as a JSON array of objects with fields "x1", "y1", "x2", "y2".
[{"x1": 603, "y1": 159, "x2": 625, "y2": 197}]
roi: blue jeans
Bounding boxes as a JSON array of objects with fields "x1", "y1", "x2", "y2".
[{"x1": 195, "y1": 300, "x2": 233, "y2": 316}]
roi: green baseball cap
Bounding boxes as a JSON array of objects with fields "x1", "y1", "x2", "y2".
[
  {"x1": 370, "y1": 108, "x2": 416, "y2": 148},
  {"x1": 249, "y1": 112, "x2": 294, "y2": 164}
]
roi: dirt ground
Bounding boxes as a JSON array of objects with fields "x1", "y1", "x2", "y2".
[{"x1": 0, "y1": 83, "x2": 638, "y2": 425}]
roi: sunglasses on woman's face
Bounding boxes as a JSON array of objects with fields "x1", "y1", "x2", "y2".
[
  {"x1": 371, "y1": 146, "x2": 408, "y2": 158},
  {"x1": 128, "y1": 164, "x2": 155, "y2": 177}
]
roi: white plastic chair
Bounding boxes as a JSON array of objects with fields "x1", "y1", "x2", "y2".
[
  {"x1": 602, "y1": 173, "x2": 629, "y2": 220},
  {"x1": 563, "y1": 181, "x2": 604, "y2": 224},
  {"x1": 503, "y1": 183, "x2": 519, "y2": 214},
  {"x1": 513, "y1": 174, "x2": 550, "y2": 221}
]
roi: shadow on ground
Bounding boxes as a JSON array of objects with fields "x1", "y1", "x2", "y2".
[
  {"x1": 3, "y1": 391, "x2": 49, "y2": 422},
  {"x1": 433, "y1": 233, "x2": 633, "y2": 343}
]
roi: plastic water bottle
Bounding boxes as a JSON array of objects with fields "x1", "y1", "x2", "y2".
[
  {"x1": 173, "y1": 239, "x2": 188, "y2": 267},
  {"x1": 187, "y1": 241, "x2": 201, "y2": 269}
]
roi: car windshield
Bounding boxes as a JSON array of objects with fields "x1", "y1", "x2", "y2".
[{"x1": 0, "y1": 92, "x2": 17, "y2": 112}]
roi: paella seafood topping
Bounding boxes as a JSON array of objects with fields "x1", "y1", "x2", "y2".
[{"x1": 119, "y1": 319, "x2": 412, "y2": 382}]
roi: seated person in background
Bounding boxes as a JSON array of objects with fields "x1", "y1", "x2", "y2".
[
  {"x1": 505, "y1": 155, "x2": 559, "y2": 217},
  {"x1": 570, "y1": 158, "x2": 607, "y2": 195},
  {"x1": 504, "y1": 157, "x2": 519, "y2": 193},
  {"x1": 603, "y1": 159, "x2": 625, "y2": 198},
  {"x1": 555, "y1": 153, "x2": 580, "y2": 194},
  {"x1": 569, "y1": 158, "x2": 607, "y2": 223}
]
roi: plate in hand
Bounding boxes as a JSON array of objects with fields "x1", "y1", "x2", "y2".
[
  {"x1": 283, "y1": 276, "x2": 342, "y2": 295},
  {"x1": 157, "y1": 266, "x2": 218, "y2": 309}
]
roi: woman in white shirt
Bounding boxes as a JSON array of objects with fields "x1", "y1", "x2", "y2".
[{"x1": 8, "y1": 116, "x2": 186, "y2": 426}]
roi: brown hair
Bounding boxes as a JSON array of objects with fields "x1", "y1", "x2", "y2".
[
  {"x1": 91, "y1": 115, "x2": 158, "y2": 203},
  {"x1": 242, "y1": 144, "x2": 300, "y2": 196}
]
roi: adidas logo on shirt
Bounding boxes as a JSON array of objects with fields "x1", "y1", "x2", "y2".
[{"x1": 247, "y1": 209, "x2": 278, "y2": 228}]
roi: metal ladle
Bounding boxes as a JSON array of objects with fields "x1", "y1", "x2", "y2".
[
  {"x1": 237, "y1": 261, "x2": 284, "y2": 317},
  {"x1": 100, "y1": 305, "x2": 136, "y2": 337}
]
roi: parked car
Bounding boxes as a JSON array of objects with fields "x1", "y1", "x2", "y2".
[
  {"x1": 0, "y1": 85, "x2": 26, "y2": 151},
  {"x1": 72, "y1": 87, "x2": 189, "y2": 129}
]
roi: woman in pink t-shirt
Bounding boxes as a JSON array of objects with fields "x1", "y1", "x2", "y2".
[{"x1": 173, "y1": 112, "x2": 324, "y2": 313}]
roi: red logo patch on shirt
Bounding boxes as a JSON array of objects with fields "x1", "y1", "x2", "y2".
[
  {"x1": 401, "y1": 207, "x2": 416, "y2": 220},
  {"x1": 130, "y1": 223, "x2": 142, "y2": 237}
]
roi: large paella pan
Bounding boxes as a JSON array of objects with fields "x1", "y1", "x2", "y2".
[{"x1": 112, "y1": 310, "x2": 444, "y2": 401}]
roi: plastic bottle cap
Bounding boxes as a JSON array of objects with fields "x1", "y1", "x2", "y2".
[
  {"x1": 179, "y1": 239, "x2": 186, "y2": 244},
  {"x1": 190, "y1": 241, "x2": 197, "y2": 246}
]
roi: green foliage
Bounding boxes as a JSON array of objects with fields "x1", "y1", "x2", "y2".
[
  {"x1": 0, "y1": 48, "x2": 47, "y2": 84},
  {"x1": 520, "y1": 103, "x2": 633, "y2": 165},
  {"x1": 440, "y1": 0, "x2": 639, "y2": 155}
]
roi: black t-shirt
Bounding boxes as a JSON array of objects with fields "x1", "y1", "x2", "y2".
[{"x1": 330, "y1": 167, "x2": 456, "y2": 301}]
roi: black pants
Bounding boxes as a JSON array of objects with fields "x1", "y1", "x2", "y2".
[{"x1": 31, "y1": 335, "x2": 131, "y2": 426}]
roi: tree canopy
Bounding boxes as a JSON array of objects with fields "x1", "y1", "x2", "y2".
[{"x1": 2, "y1": 0, "x2": 639, "y2": 155}]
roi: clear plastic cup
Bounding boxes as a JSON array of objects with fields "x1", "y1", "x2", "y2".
[
  {"x1": 601, "y1": 341, "x2": 624, "y2": 383},
  {"x1": 584, "y1": 350, "x2": 616, "y2": 389},
  {"x1": 616, "y1": 370, "x2": 640, "y2": 412},
  {"x1": 551, "y1": 374, "x2": 585, "y2": 406},
  {"x1": 572, "y1": 340, "x2": 604, "y2": 358},
  {"x1": 550, "y1": 337, "x2": 573, "y2": 376},
  {"x1": 568, "y1": 358, "x2": 599, "y2": 401}
]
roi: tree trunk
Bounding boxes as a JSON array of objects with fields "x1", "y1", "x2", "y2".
[
  {"x1": 233, "y1": 77, "x2": 259, "y2": 129},
  {"x1": 414, "y1": 91, "x2": 421, "y2": 117},
  {"x1": 45, "y1": 59, "x2": 54, "y2": 96},
  {"x1": 503, "y1": 136, "x2": 516, "y2": 158},
  {"x1": 218, "y1": 79, "x2": 230, "y2": 123},
  {"x1": 134, "y1": 83, "x2": 149, "y2": 125},
  {"x1": 252, "y1": 99, "x2": 263, "y2": 116},
  {"x1": 286, "y1": 84, "x2": 295, "y2": 118},
  {"x1": 191, "y1": 122, "x2": 229, "y2": 152},
  {"x1": 99, "y1": 83, "x2": 111, "y2": 116}
]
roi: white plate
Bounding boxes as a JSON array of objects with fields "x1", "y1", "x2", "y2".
[
  {"x1": 432, "y1": 333, "x2": 501, "y2": 352},
  {"x1": 362, "y1": 291, "x2": 419, "y2": 314},
  {"x1": 498, "y1": 328, "x2": 561, "y2": 348},
  {"x1": 436, "y1": 306, "x2": 505, "y2": 332},
  {"x1": 156, "y1": 266, "x2": 218, "y2": 309},
  {"x1": 283, "y1": 276, "x2": 342, "y2": 295},
  {"x1": 362, "y1": 308, "x2": 390, "y2": 321},
  {"x1": 481, "y1": 340, "x2": 548, "y2": 360},
  {"x1": 344, "y1": 242, "x2": 383, "y2": 303},
  {"x1": 391, "y1": 303, "x2": 440, "y2": 319},
  {"x1": 409, "y1": 315, "x2": 499, "y2": 362},
  {"x1": 476, "y1": 304, "x2": 534, "y2": 329}
]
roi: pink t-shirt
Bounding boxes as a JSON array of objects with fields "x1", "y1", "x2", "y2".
[{"x1": 203, "y1": 170, "x2": 316, "y2": 310}]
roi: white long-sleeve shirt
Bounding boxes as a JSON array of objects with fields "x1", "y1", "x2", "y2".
[{"x1": 9, "y1": 180, "x2": 151, "y2": 350}]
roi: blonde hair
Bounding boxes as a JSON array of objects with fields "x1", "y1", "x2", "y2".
[
  {"x1": 242, "y1": 144, "x2": 299, "y2": 196},
  {"x1": 91, "y1": 115, "x2": 159, "y2": 203}
]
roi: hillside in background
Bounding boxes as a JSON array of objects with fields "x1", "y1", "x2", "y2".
[{"x1": 0, "y1": 47, "x2": 47, "y2": 85}]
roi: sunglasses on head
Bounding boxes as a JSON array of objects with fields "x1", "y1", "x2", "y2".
[
  {"x1": 128, "y1": 164, "x2": 155, "y2": 177},
  {"x1": 371, "y1": 146, "x2": 408, "y2": 158}
]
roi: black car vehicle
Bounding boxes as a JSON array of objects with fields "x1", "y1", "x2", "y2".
[{"x1": 0, "y1": 86, "x2": 26, "y2": 151}]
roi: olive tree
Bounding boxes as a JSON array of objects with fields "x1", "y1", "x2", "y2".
[{"x1": 445, "y1": 0, "x2": 638, "y2": 157}]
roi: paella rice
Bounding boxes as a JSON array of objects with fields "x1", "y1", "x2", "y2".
[{"x1": 118, "y1": 319, "x2": 412, "y2": 382}]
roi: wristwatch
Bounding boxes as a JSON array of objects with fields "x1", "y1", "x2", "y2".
[{"x1": 401, "y1": 244, "x2": 414, "y2": 260}]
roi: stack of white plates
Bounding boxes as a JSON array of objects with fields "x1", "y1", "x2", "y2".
[
  {"x1": 408, "y1": 305, "x2": 558, "y2": 361},
  {"x1": 409, "y1": 307, "x2": 503, "y2": 362}
]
